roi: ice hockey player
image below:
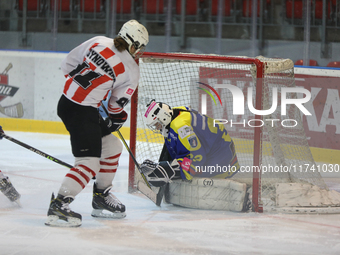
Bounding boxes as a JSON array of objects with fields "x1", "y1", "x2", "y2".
[
  {"x1": 45, "y1": 19, "x2": 149, "y2": 227},
  {"x1": 0, "y1": 170, "x2": 21, "y2": 204},
  {"x1": 141, "y1": 100, "x2": 240, "y2": 187}
]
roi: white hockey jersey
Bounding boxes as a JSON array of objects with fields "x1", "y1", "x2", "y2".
[{"x1": 61, "y1": 36, "x2": 139, "y2": 114}]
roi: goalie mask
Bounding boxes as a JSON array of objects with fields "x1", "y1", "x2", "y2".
[
  {"x1": 144, "y1": 100, "x2": 173, "y2": 137},
  {"x1": 118, "y1": 20, "x2": 149, "y2": 58}
]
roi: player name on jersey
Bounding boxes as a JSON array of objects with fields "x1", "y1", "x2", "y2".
[{"x1": 86, "y1": 48, "x2": 115, "y2": 78}]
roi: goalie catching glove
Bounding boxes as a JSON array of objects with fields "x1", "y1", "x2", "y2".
[
  {"x1": 104, "y1": 110, "x2": 128, "y2": 132},
  {"x1": 140, "y1": 159, "x2": 180, "y2": 187}
]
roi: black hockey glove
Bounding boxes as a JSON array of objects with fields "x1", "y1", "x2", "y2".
[
  {"x1": 140, "y1": 159, "x2": 177, "y2": 187},
  {"x1": 140, "y1": 159, "x2": 158, "y2": 175},
  {"x1": 105, "y1": 110, "x2": 128, "y2": 132}
]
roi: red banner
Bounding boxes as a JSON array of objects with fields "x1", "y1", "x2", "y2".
[
  {"x1": 295, "y1": 75, "x2": 340, "y2": 150},
  {"x1": 0, "y1": 74, "x2": 9, "y2": 102}
]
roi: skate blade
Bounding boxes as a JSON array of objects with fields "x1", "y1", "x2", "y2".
[
  {"x1": 91, "y1": 209, "x2": 126, "y2": 219},
  {"x1": 14, "y1": 199, "x2": 22, "y2": 207},
  {"x1": 45, "y1": 215, "x2": 81, "y2": 227}
]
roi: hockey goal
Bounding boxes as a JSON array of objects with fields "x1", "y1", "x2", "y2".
[{"x1": 128, "y1": 52, "x2": 340, "y2": 213}]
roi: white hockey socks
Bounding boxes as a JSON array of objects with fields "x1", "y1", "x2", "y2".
[
  {"x1": 58, "y1": 157, "x2": 100, "y2": 197},
  {"x1": 95, "y1": 153, "x2": 121, "y2": 189}
]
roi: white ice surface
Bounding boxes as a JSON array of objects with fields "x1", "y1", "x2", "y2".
[{"x1": 1, "y1": 131, "x2": 340, "y2": 255}]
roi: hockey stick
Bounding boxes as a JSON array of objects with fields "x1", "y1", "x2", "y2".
[
  {"x1": 0, "y1": 63, "x2": 24, "y2": 118},
  {"x1": 0, "y1": 103, "x2": 24, "y2": 118},
  {"x1": 99, "y1": 103, "x2": 151, "y2": 187},
  {"x1": 100, "y1": 103, "x2": 164, "y2": 206},
  {"x1": 0, "y1": 126, "x2": 73, "y2": 169},
  {"x1": 116, "y1": 130, "x2": 151, "y2": 189},
  {"x1": 116, "y1": 129, "x2": 164, "y2": 207},
  {"x1": 2, "y1": 63, "x2": 13, "y2": 75}
]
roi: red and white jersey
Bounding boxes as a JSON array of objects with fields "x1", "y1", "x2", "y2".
[{"x1": 61, "y1": 36, "x2": 139, "y2": 114}]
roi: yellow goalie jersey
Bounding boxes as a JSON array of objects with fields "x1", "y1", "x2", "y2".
[{"x1": 164, "y1": 107, "x2": 240, "y2": 180}]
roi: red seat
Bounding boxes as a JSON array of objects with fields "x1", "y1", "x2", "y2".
[
  {"x1": 295, "y1": 59, "x2": 319, "y2": 66},
  {"x1": 18, "y1": 0, "x2": 41, "y2": 11},
  {"x1": 145, "y1": 0, "x2": 164, "y2": 14},
  {"x1": 327, "y1": 61, "x2": 340, "y2": 68},
  {"x1": 211, "y1": 0, "x2": 232, "y2": 16},
  {"x1": 116, "y1": 0, "x2": 132, "y2": 14},
  {"x1": 80, "y1": 0, "x2": 101, "y2": 12},
  {"x1": 286, "y1": 0, "x2": 303, "y2": 19},
  {"x1": 314, "y1": 0, "x2": 323, "y2": 19},
  {"x1": 176, "y1": 0, "x2": 198, "y2": 15},
  {"x1": 287, "y1": 0, "x2": 332, "y2": 20},
  {"x1": 50, "y1": 0, "x2": 71, "y2": 12},
  {"x1": 242, "y1": 0, "x2": 271, "y2": 17},
  {"x1": 314, "y1": 0, "x2": 332, "y2": 19}
]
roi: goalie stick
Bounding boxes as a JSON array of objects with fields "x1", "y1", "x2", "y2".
[{"x1": 100, "y1": 103, "x2": 165, "y2": 207}]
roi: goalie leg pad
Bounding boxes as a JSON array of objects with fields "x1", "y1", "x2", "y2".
[{"x1": 165, "y1": 178, "x2": 248, "y2": 212}]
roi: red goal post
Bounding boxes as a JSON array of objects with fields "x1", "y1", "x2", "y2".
[{"x1": 128, "y1": 52, "x2": 330, "y2": 213}]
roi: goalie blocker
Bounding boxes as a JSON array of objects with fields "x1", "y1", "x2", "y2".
[{"x1": 140, "y1": 159, "x2": 179, "y2": 187}]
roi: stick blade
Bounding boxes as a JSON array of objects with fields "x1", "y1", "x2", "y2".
[
  {"x1": 1, "y1": 103, "x2": 24, "y2": 118},
  {"x1": 137, "y1": 181, "x2": 165, "y2": 207}
]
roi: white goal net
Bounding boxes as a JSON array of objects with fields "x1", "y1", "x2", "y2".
[{"x1": 128, "y1": 52, "x2": 340, "y2": 213}]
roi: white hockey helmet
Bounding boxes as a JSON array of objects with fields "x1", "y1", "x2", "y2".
[
  {"x1": 118, "y1": 20, "x2": 149, "y2": 58},
  {"x1": 144, "y1": 100, "x2": 173, "y2": 137}
]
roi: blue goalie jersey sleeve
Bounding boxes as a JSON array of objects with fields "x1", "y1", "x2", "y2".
[{"x1": 164, "y1": 107, "x2": 240, "y2": 180}]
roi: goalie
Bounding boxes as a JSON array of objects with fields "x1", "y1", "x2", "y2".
[
  {"x1": 141, "y1": 99, "x2": 240, "y2": 185},
  {"x1": 141, "y1": 100, "x2": 249, "y2": 211}
]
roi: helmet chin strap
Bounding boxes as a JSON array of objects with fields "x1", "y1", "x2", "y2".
[
  {"x1": 161, "y1": 123, "x2": 171, "y2": 137},
  {"x1": 128, "y1": 44, "x2": 145, "y2": 59},
  {"x1": 128, "y1": 45, "x2": 136, "y2": 57}
]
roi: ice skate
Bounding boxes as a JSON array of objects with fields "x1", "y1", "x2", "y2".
[
  {"x1": 45, "y1": 193, "x2": 82, "y2": 227},
  {"x1": 0, "y1": 176, "x2": 21, "y2": 204},
  {"x1": 91, "y1": 183, "x2": 126, "y2": 219}
]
